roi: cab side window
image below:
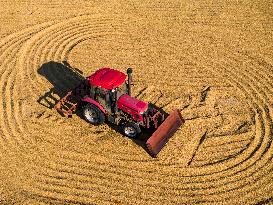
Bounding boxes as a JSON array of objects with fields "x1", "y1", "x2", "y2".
[
  {"x1": 97, "y1": 88, "x2": 106, "y2": 99},
  {"x1": 116, "y1": 87, "x2": 123, "y2": 99}
]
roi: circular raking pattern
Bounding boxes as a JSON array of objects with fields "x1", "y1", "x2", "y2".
[{"x1": 0, "y1": 12, "x2": 272, "y2": 205}]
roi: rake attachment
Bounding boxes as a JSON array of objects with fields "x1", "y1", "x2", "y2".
[
  {"x1": 54, "y1": 80, "x2": 89, "y2": 117},
  {"x1": 54, "y1": 91, "x2": 79, "y2": 117}
]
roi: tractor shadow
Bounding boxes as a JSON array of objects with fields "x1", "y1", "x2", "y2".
[
  {"x1": 37, "y1": 60, "x2": 85, "y2": 110},
  {"x1": 37, "y1": 61, "x2": 160, "y2": 156}
]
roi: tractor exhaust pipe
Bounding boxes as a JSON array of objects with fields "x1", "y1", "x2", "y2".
[{"x1": 127, "y1": 68, "x2": 133, "y2": 96}]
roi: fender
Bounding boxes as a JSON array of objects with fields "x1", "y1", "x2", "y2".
[{"x1": 81, "y1": 97, "x2": 107, "y2": 114}]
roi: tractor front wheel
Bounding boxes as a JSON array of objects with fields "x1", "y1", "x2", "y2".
[
  {"x1": 83, "y1": 104, "x2": 105, "y2": 125},
  {"x1": 122, "y1": 122, "x2": 141, "y2": 139}
]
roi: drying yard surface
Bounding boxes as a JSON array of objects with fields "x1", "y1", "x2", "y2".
[{"x1": 0, "y1": 0, "x2": 273, "y2": 204}]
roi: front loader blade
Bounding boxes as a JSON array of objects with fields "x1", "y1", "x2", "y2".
[{"x1": 146, "y1": 109, "x2": 185, "y2": 157}]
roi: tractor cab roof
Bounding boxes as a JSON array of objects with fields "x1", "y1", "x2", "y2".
[{"x1": 87, "y1": 67, "x2": 126, "y2": 90}]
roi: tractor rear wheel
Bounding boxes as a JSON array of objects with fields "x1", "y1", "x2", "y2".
[
  {"x1": 83, "y1": 104, "x2": 105, "y2": 125},
  {"x1": 122, "y1": 122, "x2": 141, "y2": 139}
]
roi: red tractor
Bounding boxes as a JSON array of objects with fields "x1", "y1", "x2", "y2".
[{"x1": 55, "y1": 67, "x2": 184, "y2": 157}]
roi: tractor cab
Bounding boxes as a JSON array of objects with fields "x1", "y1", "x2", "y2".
[
  {"x1": 86, "y1": 67, "x2": 149, "y2": 121},
  {"x1": 86, "y1": 67, "x2": 129, "y2": 113}
]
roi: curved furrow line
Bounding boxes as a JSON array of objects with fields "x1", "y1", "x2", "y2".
[
  {"x1": 49, "y1": 136, "x2": 243, "y2": 179},
  {"x1": 226, "y1": 54, "x2": 272, "y2": 107},
  {"x1": 17, "y1": 18, "x2": 90, "y2": 93},
  {"x1": 194, "y1": 60, "x2": 266, "y2": 165},
  {"x1": 191, "y1": 160, "x2": 273, "y2": 204},
  {"x1": 0, "y1": 65, "x2": 19, "y2": 147},
  {"x1": 218, "y1": 58, "x2": 272, "y2": 148},
  {"x1": 36, "y1": 163, "x2": 178, "y2": 193},
  {"x1": 46, "y1": 32, "x2": 96, "y2": 87},
  {"x1": 12, "y1": 65, "x2": 34, "y2": 136},
  {"x1": 10, "y1": 47, "x2": 48, "y2": 145},
  {"x1": 0, "y1": 38, "x2": 20, "y2": 53},
  {"x1": 23, "y1": 183, "x2": 125, "y2": 205},
  {"x1": 23, "y1": 21, "x2": 100, "y2": 96},
  {"x1": 33, "y1": 15, "x2": 125, "y2": 85},
  {"x1": 25, "y1": 20, "x2": 121, "y2": 99},
  {"x1": 218, "y1": 46, "x2": 273, "y2": 97},
  {"x1": 31, "y1": 144, "x2": 162, "y2": 186},
  {"x1": 191, "y1": 60, "x2": 273, "y2": 191},
  {"x1": 0, "y1": 23, "x2": 51, "y2": 52},
  {"x1": 33, "y1": 144, "x2": 268, "y2": 194},
  {"x1": 34, "y1": 19, "x2": 106, "y2": 70},
  {"x1": 32, "y1": 172, "x2": 187, "y2": 204},
  {"x1": 33, "y1": 147, "x2": 192, "y2": 187},
  {"x1": 33, "y1": 18, "x2": 105, "y2": 74},
  {"x1": 205, "y1": 132, "x2": 255, "y2": 144},
  {"x1": 30, "y1": 156, "x2": 230, "y2": 200},
  {"x1": 26, "y1": 148, "x2": 188, "y2": 204},
  {"x1": 3, "y1": 34, "x2": 58, "y2": 142},
  {"x1": 52, "y1": 28, "x2": 120, "y2": 61},
  {"x1": 192, "y1": 148, "x2": 250, "y2": 167},
  {"x1": 52, "y1": 24, "x2": 125, "y2": 67},
  {"x1": 4, "y1": 56, "x2": 27, "y2": 144},
  {"x1": 201, "y1": 70, "x2": 263, "y2": 155},
  {"x1": 30, "y1": 147, "x2": 273, "y2": 202},
  {"x1": 173, "y1": 120, "x2": 272, "y2": 202},
  {"x1": 0, "y1": 39, "x2": 33, "y2": 147},
  {"x1": 0, "y1": 38, "x2": 26, "y2": 59},
  {"x1": 4, "y1": 31, "x2": 56, "y2": 142},
  {"x1": 217, "y1": 112, "x2": 272, "y2": 201},
  {"x1": 202, "y1": 139, "x2": 250, "y2": 153},
  {"x1": 230, "y1": 51, "x2": 273, "y2": 97},
  {"x1": 26, "y1": 115, "x2": 270, "y2": 202},
  {"x1": 0, "y1": 23, "x2": 56, "y2": 145},
  {"x1": 191, "y1": 151, "x2": 245, "y2": 168},
  {"x1": 181, "y1": 111, "x2": 266, "y2": 187}
]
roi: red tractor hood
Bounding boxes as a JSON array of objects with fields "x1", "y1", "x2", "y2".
[{"x1": 117, "y1": 94, "x2": 148, "y2": 114}]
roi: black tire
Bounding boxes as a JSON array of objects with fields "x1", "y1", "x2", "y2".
[
  {"x1": 83, "y1": 104, "x2": 105, "y2": 125},
  {"x1": 122, "y1": 122, "x2": 141, "y2": 139}
]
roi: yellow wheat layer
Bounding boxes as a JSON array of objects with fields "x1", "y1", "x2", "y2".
[{"x1": 0, "y1": 0, "x2": 272, "y2": 204}]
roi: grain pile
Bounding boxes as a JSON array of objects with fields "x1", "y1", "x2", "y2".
[{"x1": 0, "y1": 0, "x2": 273, "y2": 204}]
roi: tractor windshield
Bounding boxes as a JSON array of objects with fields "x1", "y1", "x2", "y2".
[{"x1": 115, "y1": 82, "x2": 127, "y2": 100}]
